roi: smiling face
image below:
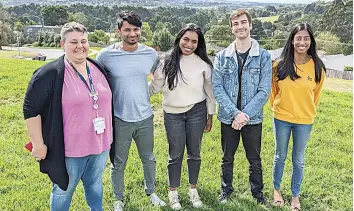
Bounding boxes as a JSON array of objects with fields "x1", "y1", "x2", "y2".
[
  {"x1": 118, "y1": 21, "x2": 141, "y2": 46},
  {"x1": 292, "y1": 30, "x2": 311, "y2": 55},
  {"x1": 179, "y1": 30, "x2": 198, "y2": 56},
  {"x1": 230, "y1": 14, "x2": 252, "y2": 40},
  {"x1": 60, "y1": 31, "x2": 89, "y2": 64}
]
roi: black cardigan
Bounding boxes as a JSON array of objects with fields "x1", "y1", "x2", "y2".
[{"x1": 23, "y1": 55, "x2": 115, "y2": 190}]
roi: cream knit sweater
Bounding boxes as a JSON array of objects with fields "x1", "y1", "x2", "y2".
[{"x1": 149, "y1": 53, "x2": 216, "y2": 114}]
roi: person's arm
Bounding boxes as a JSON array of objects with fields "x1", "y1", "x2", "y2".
[
  {"x1": 204, "y1": 65, "x2": 217, "y2": 115},
  {"x1": 149, "y1": 61, "x2": 165, "y2": 96},
  {"x1": 269, "y1": 62, "x2": 279, "y2": 109},
  {"x1": 203, "y1": 65, "x2": 216, "y2": 132},
  {"x1": 242, "y1": 51, "x2": 272, "y2": 118},
  {"x1": 25, "y1": 116, "x2": 47, "y2": 160},
  {"x1": 212, "y1": 54, "x2": 240, "y2": 119},
  {"x1": 23, "y1": 67, "x2": 54, "y2": 160},
  {"x1": 314, "y1": 69, "x2": 325, "y2": 106}
]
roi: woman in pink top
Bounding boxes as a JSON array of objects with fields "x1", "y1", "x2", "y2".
[{"x1": 23, "y1": 22, "x2": 113, "y2": 211}]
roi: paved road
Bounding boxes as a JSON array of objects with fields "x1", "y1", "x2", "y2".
[{"x1": 2, "y1": 46, "x2": 99, "y2": 59}]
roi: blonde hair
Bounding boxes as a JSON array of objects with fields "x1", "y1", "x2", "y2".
[
  {"x1": 60, "y1": 22, "x2": 87, "y2": 42},
  {"x1": 229, "y1": 9, "x2": 252, "y2": 26}
]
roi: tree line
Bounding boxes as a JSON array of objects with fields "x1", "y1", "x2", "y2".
[{"x1": 0, "y1": 0, "x2": 352, "y2": 55}]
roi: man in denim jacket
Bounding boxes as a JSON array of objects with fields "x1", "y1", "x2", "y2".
[{"x1": 212, "y1": 9, "x2": 272, "y2": 204}]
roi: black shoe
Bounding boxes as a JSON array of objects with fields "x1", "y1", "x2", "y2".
[
  {"x1": 253, "y1": 192, "x2": 266, "y2": 205},
  {"x1": 218, "y1": 191, "x2": 230, "y2": 204}
]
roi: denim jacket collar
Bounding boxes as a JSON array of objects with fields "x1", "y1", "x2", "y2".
[{"x1": 224, "y1": 38, "x2": 260, "y2": 58}]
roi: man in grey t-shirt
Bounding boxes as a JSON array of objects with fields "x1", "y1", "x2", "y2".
[{"x1": 96, "y1": 11, "x2": 165, "y2": 211}]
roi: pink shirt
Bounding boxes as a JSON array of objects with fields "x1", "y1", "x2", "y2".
[{"x1": 62, "y1": 60, "x2": 112, "y2": 157}]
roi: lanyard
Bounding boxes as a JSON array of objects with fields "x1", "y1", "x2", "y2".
[{"x1": 67, "y1": 60, "x2": 99, "y2": 110}]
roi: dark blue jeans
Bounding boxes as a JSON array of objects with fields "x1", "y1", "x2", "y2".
[
  {"x1": 164, "y1": 100, "x2": 207, "y2": 188},
  {"x1": 220, "y1": 123, "x2": 264, "y2": 196}
]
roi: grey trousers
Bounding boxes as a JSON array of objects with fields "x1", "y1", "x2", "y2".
[
  {"x1": 164, "y1": 100, "x2": 207, "y2": 188},
  {"x1": 110, "y1": 115, "x2": 156, "y2": 201}
]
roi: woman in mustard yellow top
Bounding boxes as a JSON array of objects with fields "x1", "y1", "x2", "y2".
[{"x1": 270, "y1": 23, "x2": 325, "y2": 211}]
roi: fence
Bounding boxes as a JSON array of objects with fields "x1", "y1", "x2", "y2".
[
  {"x1": 88, "y1": 41, "x2": 107, "y2": 48},
  {"x1": 326, "y1": 69, "x2": 353, "y2": 80}
]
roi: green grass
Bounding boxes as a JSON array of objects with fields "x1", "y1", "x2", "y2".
[
  {"x1": 0, "y1": 50, "x2": 37, "y2": 58},
  {"x1": 255, "y1": 15, "x2": 280, "y2": 23},
  {"x1": 0, "y1": 58, "x2": 352, "y2": 211}
]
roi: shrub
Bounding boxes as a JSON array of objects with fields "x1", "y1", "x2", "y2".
[
  {"x1": 207, "y1": 49, "x2": 216, "y2": 56},
  {"x1": 344, "y1": 66, "x2": 353, "y2": 71}
]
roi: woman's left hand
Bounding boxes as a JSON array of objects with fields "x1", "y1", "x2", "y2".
[{"x1": 204, "y1": 115, "x2": 213, "y2": 133}]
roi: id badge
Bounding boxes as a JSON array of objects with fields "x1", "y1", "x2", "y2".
[{"x1": 93, "y1": 117, "x2": 106, "y2": 134}]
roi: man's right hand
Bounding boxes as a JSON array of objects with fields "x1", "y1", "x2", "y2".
[
  {"x1": 235, "y1": 112, "x2": 249, "y2": 124},
  {"x1": 232, "y1": 112, "x2": 249, "y2": 130},
  {"x1": 31, "y1": 143, "x2": 47, "y2": 161}
]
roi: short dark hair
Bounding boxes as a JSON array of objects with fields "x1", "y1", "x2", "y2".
[{"x1": 117, "y1": 11, "x2": 142, "y2": 29}]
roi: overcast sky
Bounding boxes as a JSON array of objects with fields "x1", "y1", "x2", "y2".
[{"x1": 246, "y1": 0, "x2": 332, "y2": 3}]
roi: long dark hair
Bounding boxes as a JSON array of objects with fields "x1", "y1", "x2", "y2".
[
  {"x1": 163, "y1": 23, "x2": 213, "y2": 90},
  {"x1": 277, "y1": 23, "x2": 325, "y2": 83}
]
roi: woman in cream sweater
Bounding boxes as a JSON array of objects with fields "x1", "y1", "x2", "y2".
[{"x1": 150, "y1": 23, "x2": 216, "y2": 210}]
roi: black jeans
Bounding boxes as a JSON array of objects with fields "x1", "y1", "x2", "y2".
[
  {"x1": 164, "y1": 100, "x2": 207, "y2": 188},
  {"x1": 220, "y1": 122, "x2": 264, "y2": 196}
]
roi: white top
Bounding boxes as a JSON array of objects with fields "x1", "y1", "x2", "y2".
[{"x1": 149, "y1": 53, "x2": 216, "y2": 114}]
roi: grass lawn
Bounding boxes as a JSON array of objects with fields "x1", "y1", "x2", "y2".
[
  {"x1": 255, "y1": 15, "x2": 280, "y2": 23},
  {"x1": 0, "y1": 50, "x2": 36, "y2": 59},
  {"x1": 0, "y1": 58, "x2": 352, "y2": 211}
]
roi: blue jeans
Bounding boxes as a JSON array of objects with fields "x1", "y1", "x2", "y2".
[
  {"x1": 50, "y1": 150, "x2": 109, "y2": 211},
  {"x1": 272, "y1": 118, "x2": 313, "y2": 197}
]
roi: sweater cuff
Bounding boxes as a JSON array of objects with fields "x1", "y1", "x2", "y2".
[{"x1": 207, "y1": 102, "x2": 216, "y2": 115}]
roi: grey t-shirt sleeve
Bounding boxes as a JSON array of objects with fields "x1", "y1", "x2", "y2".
[
  {"x1": 149, "y1": 50, "x2": 159, "y2": 73},
  {"x1": 150, "y1": 57, "x2": 160, "y2": 73},
  {"x1": 96, "y1": 49, "x2": 105, "y2": 65}
]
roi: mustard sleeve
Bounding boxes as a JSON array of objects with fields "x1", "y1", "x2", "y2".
[
  {"x1": 314, "y1": 69, "x2": 325, "y2": 107},
  {"x1": 269, "y1": 63, "x2": 279, "y2": 109}
]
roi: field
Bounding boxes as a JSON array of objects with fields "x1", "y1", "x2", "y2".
[
  {"x1": 0, "y1": 58, "x2": 352, "y2": 211},
  {"x1": 255, "y1": 15, "x2": 280, "y2": 23},
  {"x1": 0, "y1": 49, "x2": 36, "y2": 59}
]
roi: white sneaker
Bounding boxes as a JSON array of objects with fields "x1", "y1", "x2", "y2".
[
  {"x1": 189, "y1": 188, "x2": 203, "y2": 208},
  {"x1": 150, "y1": 193, "x2": 167, "y2": 207},
  {"x1": 168, "y1": 190, "x2": 182, "y2": 210},
  {"x1": 113, "y1": 200, "x2": 124, "y2": 211}
]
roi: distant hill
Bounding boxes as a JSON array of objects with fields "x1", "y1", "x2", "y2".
[{"x1": 2, "y1": 0, "x2": 294, "y2": 7}]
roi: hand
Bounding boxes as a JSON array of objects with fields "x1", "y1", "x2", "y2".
[
  {"x1": 31, "y1": 143, "x2": 47, "y2": 162},
  {"x1": 232, "y1": 112, "x2": 249, "y2": 130},
  {"x1": 234, "y1": 112, "x2": 249, "y2": 124},
  {"x1": 149, "y1": 72, "x2": 154, "y2": 80},
  {"x1": 204, "y1": 115, "x2": 213, "y2": 133},
  {"x1": 231, "y1": 119, "x2": 247, "y2": 130}
]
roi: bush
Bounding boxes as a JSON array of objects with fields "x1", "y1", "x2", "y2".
[
  {"x1": 344, "y1": 66, "x2": 353, "y2": 71},
  {"x1": 142, "y1": 41, "x2": 154, "y2": 47},
  {"x1": 207, "y1": 49, "x2": 216, "y2": 56},
  {"x1": 33, "y1": 42, "x2": 40, "y2": 47}
]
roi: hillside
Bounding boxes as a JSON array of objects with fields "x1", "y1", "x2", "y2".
[{"x1": 0, "y1": 57, "x2": 352, "y2": 210}]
